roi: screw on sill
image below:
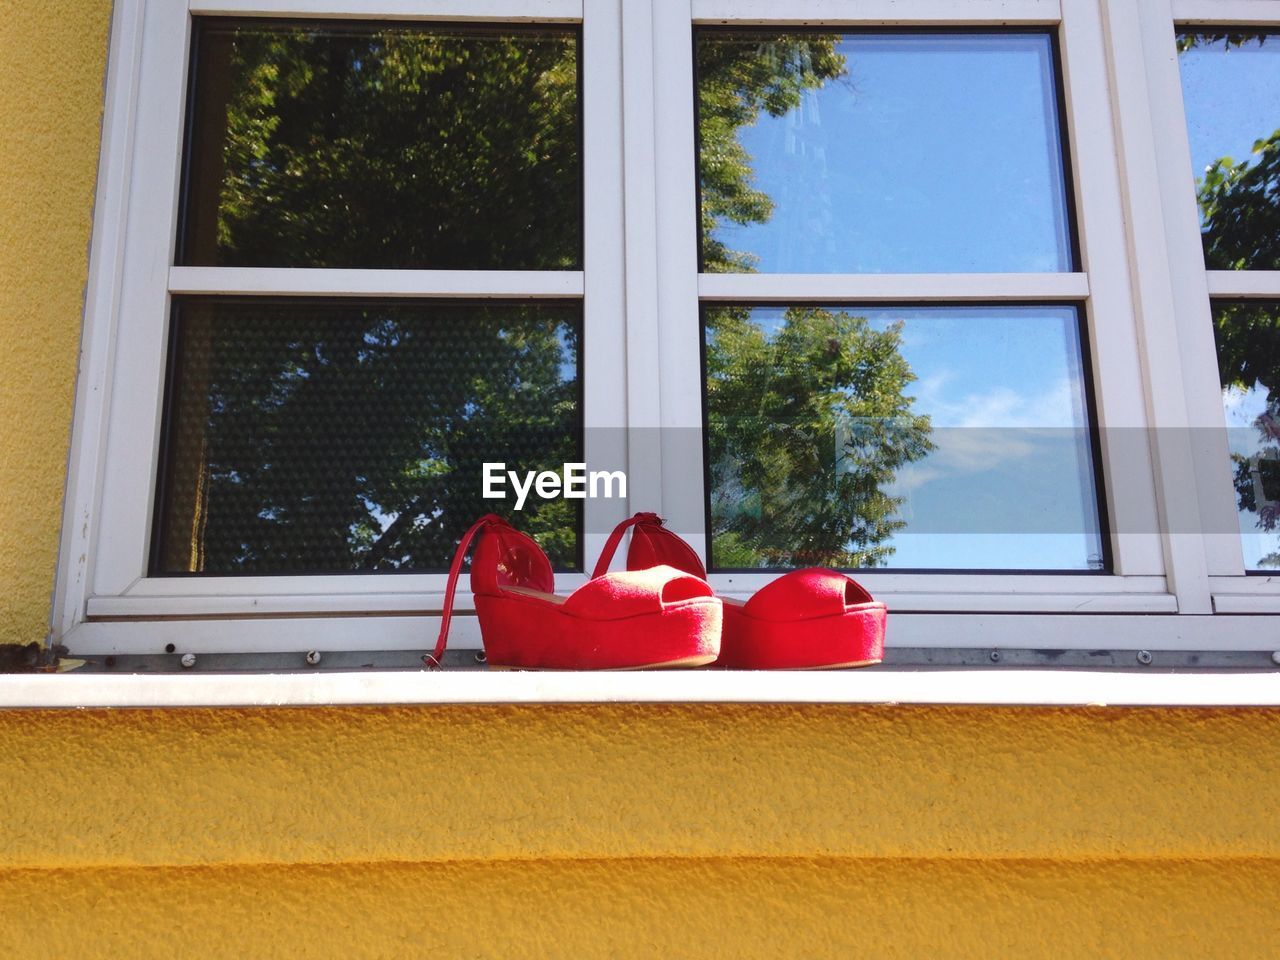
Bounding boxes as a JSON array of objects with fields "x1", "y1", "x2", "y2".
[
  {"x1": 180, "y1": 653, "x2": 197, "y2": 669},
  {"x1": 305, "y1": 650, "x2": 322, "y2": 666},
  {"x1": 1137, "y1": 650, "x2": 1154, "y2": 666},
  {"x1": 474, "y1": 651, "x2": 487, "y2": 665},
  {"x1": 989, "y1": 650, "x2": 1001, "y2": 663}
]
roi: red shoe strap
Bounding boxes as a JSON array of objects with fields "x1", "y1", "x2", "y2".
[
  {"x1": 427, "y1": 514, "x2": 506, "y2": 670},
  {"x1": 591, "y1": 512, "x2": 662, "y2": 579}
]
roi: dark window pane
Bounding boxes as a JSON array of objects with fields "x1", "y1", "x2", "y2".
[
  {"x1": 704, "y1": 304, "x2": 1103, "y2": 570},
  {"x1": 696, "y1": 31, "x2": 1075, "y2": 273},
  {"x1": 153, "y1": 299, "x2": 581, "y2": 574},
  {"x1": 181, "y1": 21, "x2": 581, "y2": 269},
  {"x1": 1177, "y1": 32, "x2": 1280, "y2": 270},
  {"x1": 1214, "y1": 300, "x2": 1280, "y2": 570}
]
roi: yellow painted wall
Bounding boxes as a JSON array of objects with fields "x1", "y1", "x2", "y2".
[
  {"x1": 0, "y1": 0, "x2": 111, "y2": 649},
  {"x1": 1, "y1": 3, "x2": 1279, "y2": 957},
  {"x1": 1, "y1": 705, "x2": 1279, "y2": 957},
  {"x1": 4, "y1": 858, "x2": 1279, "y2": 958}
]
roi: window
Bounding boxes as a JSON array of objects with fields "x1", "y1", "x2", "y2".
[
  {"x1": 55, "y1": 0, "x2": 1280, "y2": 666},
  {"x1": 1176, "y1": 29, "x2": 1280, "y2": 573},
  {"x1": 1134, "y1": 0, "x2": 1280, "y2": 615},
  {"x1": 693, "y1": 29, "x2": 1105, "y2": 573},
  {"x1": 154, "y1": 297, "x2": 583, "y2": 574},
  {"x1": 694, "y1": 30, "x2": 1077, "y2": 275}
]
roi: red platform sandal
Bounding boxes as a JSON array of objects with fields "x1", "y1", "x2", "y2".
[
  {"x1": 428, "y1": 515, "x2": 722, "y2": 670},
  {"x1": 593, "y1": 513, "x2": 885, "y2": 670}
]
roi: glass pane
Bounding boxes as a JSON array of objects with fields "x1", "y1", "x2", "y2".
[
  {"x1": 1177, "y1": 32, "x2": 1280, "y2": 270},
  {"x1": 704, "y1": 305, "x2": 1103, "y2": 570},
  {"x1": 153, "y1": 299, "x2": 581, "y2": 574},
  {"x1": 181, "y1": 21, "x2": 580, "y2": 269},
  {"x1": 696, "y1": 31, "x2": 1075, "y2": 274},
  {"x1": 1214, "y1": 300, "x2": 1280, "y2": 570}
]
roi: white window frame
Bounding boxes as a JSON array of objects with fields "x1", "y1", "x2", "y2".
[
  {"x1": 1133, "y1": 0, "x2": 1280, "y2": 612},
  {"x1": 53, "y1": 0, "x2": 1280, "y2": 660},
  {"x1": 645, "y1": 0, "x2": 1192, "y2": 633}
]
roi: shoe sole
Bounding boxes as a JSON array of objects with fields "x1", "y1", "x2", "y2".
[
  {"x1": 718, "y1": 603, "x2": 886, "y2": 670},
  {"x1": 477, "y1": 592, "x2": 721, "y2": 671}
]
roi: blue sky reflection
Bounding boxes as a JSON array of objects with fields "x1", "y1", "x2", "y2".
[
  {"x1": 702, "y1": 32, "x2": 1074, "y2": 274},
  {"x1": 718, "y1": 305, "x2": 1102, "y2": 570}
]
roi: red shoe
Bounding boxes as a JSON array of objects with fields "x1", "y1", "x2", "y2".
[
  {"x1": 593, "y1": 513, "x2": 885, "y2": 670},
  {"x1": 429, "y1": 515, "x2": 722, "y2": 670}
]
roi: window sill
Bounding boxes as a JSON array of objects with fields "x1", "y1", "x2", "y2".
[{"x1": 3, "y1": 667, "x2": 1279, "y2": 709}]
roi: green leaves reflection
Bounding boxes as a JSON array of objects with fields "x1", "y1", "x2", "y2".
[
  {"x1": 1182, "y1": 33, "x2": 1280, "y2": 548},
  {"x1": 155, "y1": 300, "x2": 580, "y2": 574},
  {"x1": 706, "y1": 306, "x2": 933, "y2": 569},
  {"x1": 696, "y1": 33, "x2": 846, "y2": 273},
  {"x1": 183, "y1": 23, "x2": 580, "y2": 269},
  {"x1": 698, "y1": 35, "x2": 933, "y2": 568}
]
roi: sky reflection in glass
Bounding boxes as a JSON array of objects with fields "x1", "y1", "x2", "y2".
[
  {"x1": 698, "y1": 32, "x2": 1075, "y2": 274},
  {"x1": 704, "y1": 305, "x2": 1103, "y2": 571},
  {"x1": 1214, "y1": 301, "x2": 1280, "y2": 571},
  {"x1": 1177, "y1": 32, "x2": 1280, "y2": 234},
  {"x1": 1178, "y1": 36, "x2": 1280, "y2": 568}
]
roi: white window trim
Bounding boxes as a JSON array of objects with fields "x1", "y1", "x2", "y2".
[
  {"x1": 1130, "y1": 0, "x2": 1280, "y2": 611},
  {"x1": 52, "y1": 0, "x2": 1280, "y2": 667},
  {"x1": 648, "y1": 0, "x2": 1174, "y2": 604}
]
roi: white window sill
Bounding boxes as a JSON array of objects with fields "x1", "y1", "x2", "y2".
[{"x1": 2, "y1": 669, "x2": 1279, "y2": 709}]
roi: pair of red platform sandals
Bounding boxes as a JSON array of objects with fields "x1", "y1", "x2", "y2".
[{"x1": 429, "y1": 512, "x2": 886, "y2": 671}]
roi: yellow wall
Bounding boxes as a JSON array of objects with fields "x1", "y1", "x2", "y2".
[
  {"x1": 0, "y1": 0, "x2": 111, "y2": 649},
  {"x1": 2, "y1": 3, "x2": 1279, "y2": 957},
  {"x1": 1, "y1": 705, "x2": 1279, "y2": 957},
  {"x1": 4, "y1": 858, "x2": 1279, "y2": 958}
]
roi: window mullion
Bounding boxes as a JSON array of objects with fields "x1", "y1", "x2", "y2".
[
  {"x1": 187, "y1": 0, "x2": 585, "y2": 21},
  {"x1": 1141, "y1": 0, "x2": 1255, "y2": 581},
  {"x1": 697, "y1": 273, "x2": 1090, "y2": 301},
  {"x1": 1095, "y1": 0, "x2": 1223, "y2": 608},
  {"x1": 580, "y1": 0, "x2": 630, "y2": 569},
  {"x1": 1205, "y1": 272, "x2": 1280, "y2": 299},
  {"x1": 651, "y1": 0, "x2": 709, "y2": 559},
  {"x1": 618, "y1": 0, "x2": 668, "y2": 520},
  {"x1": 167, "y1": 267, "x2": 585, "y2": 298},
  {"x1": 689, "y1": 0, "x2": 1063, "y2": 25},
  {"x1": 1059, "y1": 0, "x2": 1166, "y2": 578},
  {"x1": 1170, "y1": 0, "x2": 1280, "y2": 22}
]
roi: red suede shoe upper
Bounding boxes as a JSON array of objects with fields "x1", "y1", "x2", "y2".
[
  {"x1": 592, "y1": 512, "x2": 707, "y2": 580},
  {"x1": 562, "y1": 565, "x2": 714, "y2": 620},
  {"x1": 470, "y1": 519, "x2": 555, "y2": 596},
  {"x1": 432, "y1": 515, "x2": 722, "y2": 669},
  {"x1": 742, "y1": 567, "x2": 875, "y2": 622}
]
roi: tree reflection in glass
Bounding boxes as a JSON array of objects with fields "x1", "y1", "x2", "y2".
[
  {"x1": 697, "y1": 32, "x2": 1099, "y2": 570},
  {"x1": 696, "y1": 31, "x2": 1075, "y2": 274},
  {"x1": 154, "y1": 299, "x2": 581, "y2": 574},
  {"x1": 705, "y1": 306, "x2": 1104, "y2": 571},
  {"x1": 1178, "y1": 32, "x2": 1279, "y2": 272},
  {"x1": 159, "y1": 20, "x2": 584, "y2": 576},
  {"x1": 1179, "y1": 33, "x2": 1280, "y2": 567},
  {"x1": 181, "y1": 21, "x2": 580, "y2": 269},
  {"x1": 705, "y1": 305, "x2": 933, "y2": 568}
]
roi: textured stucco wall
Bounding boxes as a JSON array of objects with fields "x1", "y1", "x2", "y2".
[
  {"x1": 2, "y1": 2, "x2": 1280, "y2": 957},
  {"x1": 0, "y1": 0, "x2": 110, "y2": 649},
  {"x1": 4, "y1": 858, "x2": 1279, "y2": 959},
  {"x1": 3, "y1": 704, "x2": 1280, "y2": 869},
  {"x1": 1, "y1": 704, "x2": 1279, "y2": 957}
]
